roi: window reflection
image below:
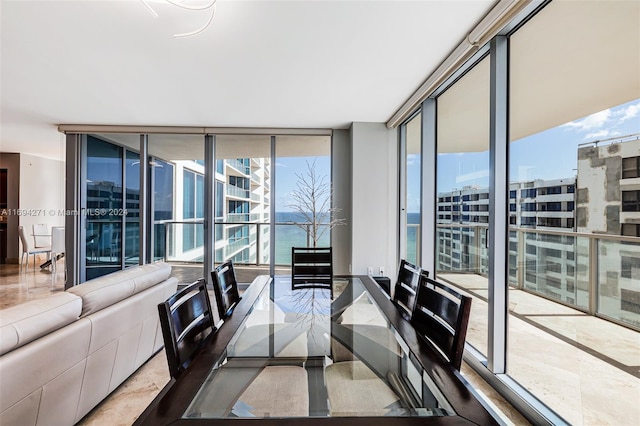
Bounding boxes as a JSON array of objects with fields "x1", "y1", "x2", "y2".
[{"x1": 86, "y1": 136, "x2": 123, "y2": 279}]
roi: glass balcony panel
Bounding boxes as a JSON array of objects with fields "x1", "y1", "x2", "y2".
[
  {"x1": 598, "y1": 239, "x2": 640, "y2": 328},
  {"x1": 163, "y1": 222, "x2": 205, "y2": 263}
]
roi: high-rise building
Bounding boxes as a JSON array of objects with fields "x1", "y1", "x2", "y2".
[
  {"x1": 508, "y1": 178, "x2": 576, "y2": 230},
  {"x1": 577, "y1": 137, "x2": 640, "y2": 236},
  {"x1": 214, "y1": 157, "x2": 271, "y2": 265},
  {"x1": 166, "y1": 157, "x2": 272, "y2": 265},
  {"x1": 577, "y1": 137, "x2": 640, "y2": 324}
]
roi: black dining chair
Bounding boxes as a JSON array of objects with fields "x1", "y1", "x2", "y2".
[
  {"x1": 392, "y1": 259, "x2": 422, "y2": 320},
  {"x1": 158, "y1": 278, "x2": 217, "y2": 379},
  {"x1": 211, "y1": 260, "x2": 241, "y2": 319},
  {"x1": 291, "y1": 246, "x2": 333, "y2": 289},
  {"x1": 411, "y1": 272, "x2": 472, "y2": 371}
]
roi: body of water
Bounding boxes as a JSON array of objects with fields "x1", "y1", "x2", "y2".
[
  {"x1": 198, "y1": 212, "x2": 416, "y2": 267},
  {"x1": 275, "y1": 212, "x2": 330, "y2": 264},
  {"x1": 406, "y1": 212, "x2": 420, "y2": 265}
]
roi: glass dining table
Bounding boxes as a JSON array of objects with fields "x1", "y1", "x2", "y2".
[{"x1": 135, "y1": 275, "x2": 499, "y2": 425}]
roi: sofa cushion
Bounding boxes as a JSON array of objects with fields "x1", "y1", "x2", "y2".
[
  {"x1": 0, "y1": 292, "x2": 82, "y2": 355},
  {"x1": 67, "y1": 262, "x2": 172, "y2": 317}
]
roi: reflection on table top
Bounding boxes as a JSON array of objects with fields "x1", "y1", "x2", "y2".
[{"x1": 135, "y1": 275, "x2": 499, "y2": 426}]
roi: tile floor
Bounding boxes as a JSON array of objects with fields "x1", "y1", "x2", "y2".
[
  {"x1": 440, "y1": 273, "x2": 640, "y2": 426},
  {"x1": 1, "y1": 263, "x2": 529, "y2": 425}
]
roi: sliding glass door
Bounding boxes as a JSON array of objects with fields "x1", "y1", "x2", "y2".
[{"x1": 435, "y1": 56, "x2": 490, "y2": 356}]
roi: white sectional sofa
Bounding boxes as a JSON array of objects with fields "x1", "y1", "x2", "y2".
[{"x1": 0, "y1": 262, "x2": 178, "y2": 426}]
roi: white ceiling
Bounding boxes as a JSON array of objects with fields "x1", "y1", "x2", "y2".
[{"x1": 0, "y1": 0, "x2": 497, "y2": 160}]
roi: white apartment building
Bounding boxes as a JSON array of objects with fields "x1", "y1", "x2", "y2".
[
  {"x1": 437, "y1": 178, "x2": 580, "y2": 305},
  {"x1": 214, "y1": 157, "x2": 271, "y2": 265},
  {"x1": 166, "y1": 157, "x2": 272, "y2": 265}
]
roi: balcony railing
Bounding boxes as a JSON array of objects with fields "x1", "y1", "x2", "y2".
[
  {"x1": 227, "y1": 159, "x2": 250, "y2": 174},
  {"x1": 226, "y1": 185, "x2": 250, "y2": 199},
  {"x1": 158, "y1": 220, "x2": 330, "y2": 268},
  {"x1": 435, "y1": 223, "x2": 640, "y2": 330},
  {"x1": 226, "y1": 213, "x2": 263, "y2": 223}
]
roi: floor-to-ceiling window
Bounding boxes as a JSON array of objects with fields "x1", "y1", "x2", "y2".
[
  {"x1": 151, "y1": 158, "x2": 174, "y2": 261},
  {"x1": 508, "y1": 1, "x2": 640, "y2": 423},
  {"x1": 275, "y1": 136, "x2": 332, "y2": 267},
  {"x1": 73, "y1": 131, "x2": 336, "y2": 285},
  {"x1": 85, "y1": 136, "x2": 123, "y2": 279},
  {"x1": 214, "y1": 135, "x2": 271, "y2": 283},
  {"x1": 124, "y1": 150, "x2": 140, "y2": 266},
  {"x1": 403, "y1": 113, "x2": 421, "y2": 266},
  {"x1": 149, "y1": 135, "x2": 203, "y2": 283},
  {"x1": 435, "y1": 55, "x2": 490, "y2": 356},
  {"x1": 398, "y1": 2, "x2": 639, "y2": 424}
]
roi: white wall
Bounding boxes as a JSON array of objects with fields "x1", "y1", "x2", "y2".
[
  {"x1": 19, "y1": 153, "x2": 65, "y2": 243},
  {"x1": 350, "y1": 122, "x2": 398, "y2": 277}
]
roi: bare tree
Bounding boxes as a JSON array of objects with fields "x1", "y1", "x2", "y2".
[{"x1": 287, "y1": 159, "x2": 345, "y2": 247}]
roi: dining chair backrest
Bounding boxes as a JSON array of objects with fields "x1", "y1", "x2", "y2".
[
  {"x1": 411, "y1": 272, "x2": 472, "y2": 371},
  {"x1": 18, "y1": 226, "x2": 29, "y2": 252},
  {"x1": 211, "y1": 260, "x2": 241, "y2": 319},
  {"x1": 291, "y1": 247, "x2": 333, "y2": 288},
  {"x1": 51, "y1": 226, "x2": 65, "y2": 254},
  {"x1": 158, "y1": 279, "x2": 216, "y2": 379},
  {"x1": 392, "y1": 259, "x2": 422, "y2": 320},
  {"x1": 51, "y1": 227, "x2": 65, "y2": 275},
  {"x1": 32, "y1": 224, "x2": 49, "y2": 248}
]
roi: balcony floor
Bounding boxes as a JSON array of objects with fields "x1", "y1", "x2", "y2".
[{"x1": 439, "y1": 273, "x2": 640, "y2": 426}]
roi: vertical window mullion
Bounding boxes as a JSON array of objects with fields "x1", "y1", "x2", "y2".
[
  {"x1": 399, "y1": 125, "x2": 408, "y2": 262},
  {"x1": 204, "y1": 134, "x2": 215, "y2": 286},
  {"x1": 421, "y1": 99, "x2": 437, "y2": 275},
  {"x1": 488, "y1": 35, "x2": 509, "y2": 374}
]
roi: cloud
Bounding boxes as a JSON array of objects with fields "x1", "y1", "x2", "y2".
[
  {"x1": 617, "y1": 102, "x2": 640, "y2": 124},
  {"x1": 563, "y1": 109, "x2": 611, "y2": 132},
  {"x1": 583, "y1": 130, "x2": 610, "y2": 140},
  {"x1": 275, "y1": 162, "x2": 288, "y2": 168},
  {"x1": 407, "y1": 154, "x2": 418, "y2": 166},
  {"x1": 456, "y1": 169, "x2": 489, "y2": 183},
  {"x1": 562, "y1": 101, "x2": 640, "y2": 137}
]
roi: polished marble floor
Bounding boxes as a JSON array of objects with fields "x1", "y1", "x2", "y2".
[
  {"x1": 0, "y1": 263, "x2": 529, "y2": 425},
  {"x1": 0, "y1": 259, "x2": 66, "y2": 309},
  {"x1": 441, "y1": 273, "x2": 640, "y2": 426}
]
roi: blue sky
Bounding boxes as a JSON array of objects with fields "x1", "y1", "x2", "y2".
[
  {"x1": 406, "y1": 98, "x2": 640, "y2": 213},
  {"x1": 276, "y1": 156, "x2": 331, "y2": 212}
]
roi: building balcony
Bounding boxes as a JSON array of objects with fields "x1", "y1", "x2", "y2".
[
  {"x1": 415, "y1": 223, "x2": 640, "y2": 424},
  {"x1": 535, "y1": 210, "x2": 574, "y2": 218},
  {"x1": 226, "y1": 213, "x2": 263, "y2": 223},
  {"x1": 225, "y1": 185, "x2": 250, "y2": 199},
  {"x1": 535, "y1": 193, "x2": 574, "y2": 202},
  {"x1": 226, "y1": 159, "x2": 250, "y2": 175}
]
